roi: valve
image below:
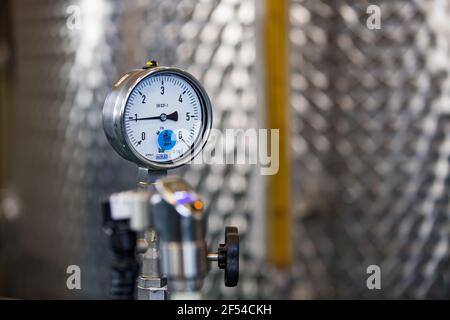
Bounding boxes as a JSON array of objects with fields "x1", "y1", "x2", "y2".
[
  {"x1": 101, "y1": 199, "x2": 139, "y2": 300},
  {"x1": 209, "y1": 226, "x2": 239, "y2": 287}
]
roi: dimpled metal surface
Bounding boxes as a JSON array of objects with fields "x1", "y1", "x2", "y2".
[
  {"x1": 3, "y1": 0, "x2": 450, "y2": 300},
  {"x1": 288, "y1": 0, "x2": 450, "y2": 299},
  {"x1": 4, "y1": 0, "x2": 259, "y2": 299}
]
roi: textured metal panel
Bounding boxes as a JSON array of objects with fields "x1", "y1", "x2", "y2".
[
  {"x1": 289, "y1": 0, "x2": 450, "y2": 299},
  {"x1": 2, "y1": 0, "x2": 450, "y2": 300},
  {"x1": 3, "y1": 0, "x2": 259, "y2": 299}
]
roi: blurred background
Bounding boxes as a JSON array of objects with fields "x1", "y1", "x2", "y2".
[{"x1": 0, "y1": 0, "x2": 449, "y2": 299}]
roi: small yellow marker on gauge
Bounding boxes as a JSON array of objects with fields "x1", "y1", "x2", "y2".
[{"x1": 143, "y1": 60, "x2": 158, "y2": 69}]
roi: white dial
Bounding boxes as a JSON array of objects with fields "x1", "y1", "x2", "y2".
[{"x1": 124, "y1": 72, "x2": 203, "y2": 164}]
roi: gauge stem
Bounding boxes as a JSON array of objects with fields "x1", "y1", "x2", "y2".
[{"x1": 137, "y1": 167, "x2": 167, "y2": 190}]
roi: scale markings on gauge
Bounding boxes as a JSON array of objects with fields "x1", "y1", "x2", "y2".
[{"x1": 103, "y1": 65, "x2": 212, "y2": 170}]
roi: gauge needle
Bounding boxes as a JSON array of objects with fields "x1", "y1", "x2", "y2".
[{"x1": 128, "y1": 111, "x2": 178, "y2": 122}]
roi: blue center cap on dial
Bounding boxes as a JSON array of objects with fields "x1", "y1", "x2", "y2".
[{"x1": 158, "y1": 129, "x2": 177, "y2": 151}]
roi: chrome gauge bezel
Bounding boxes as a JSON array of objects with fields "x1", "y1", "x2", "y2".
[{"x1": 103, "y1": 66, "x2": 213, "y2": 170}]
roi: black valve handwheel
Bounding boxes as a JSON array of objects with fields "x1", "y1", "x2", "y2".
[{"x1": 218, "y1": 226, "x2": 239, "y2": 287}]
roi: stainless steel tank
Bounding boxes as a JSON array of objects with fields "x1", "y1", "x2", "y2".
[
  {"x1": 3, "y1": 0, "x2": 259, "y2": 299},
  {"x1": 1, "y1": 0, "x2": 449, "y2": 299},
  {"x1": 288, "y1": 0, "x2": 450, "y2": 299}
]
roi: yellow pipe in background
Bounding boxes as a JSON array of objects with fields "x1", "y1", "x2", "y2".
[{"x1": 263, "y1": 0, "x2": 293, "y2": 268}]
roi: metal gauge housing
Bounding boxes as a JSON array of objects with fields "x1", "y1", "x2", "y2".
[{"x1": 103, "y1": 65, "x2": 212, "y2": 170}]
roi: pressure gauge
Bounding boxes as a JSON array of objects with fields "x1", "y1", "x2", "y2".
[{"x1": 103, "y1": 63, "x2": 212, "y2": 170}]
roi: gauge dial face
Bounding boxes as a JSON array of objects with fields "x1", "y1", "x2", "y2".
[{"x1": 124, "y1": 72, "x2": 204, "y2": 164}]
